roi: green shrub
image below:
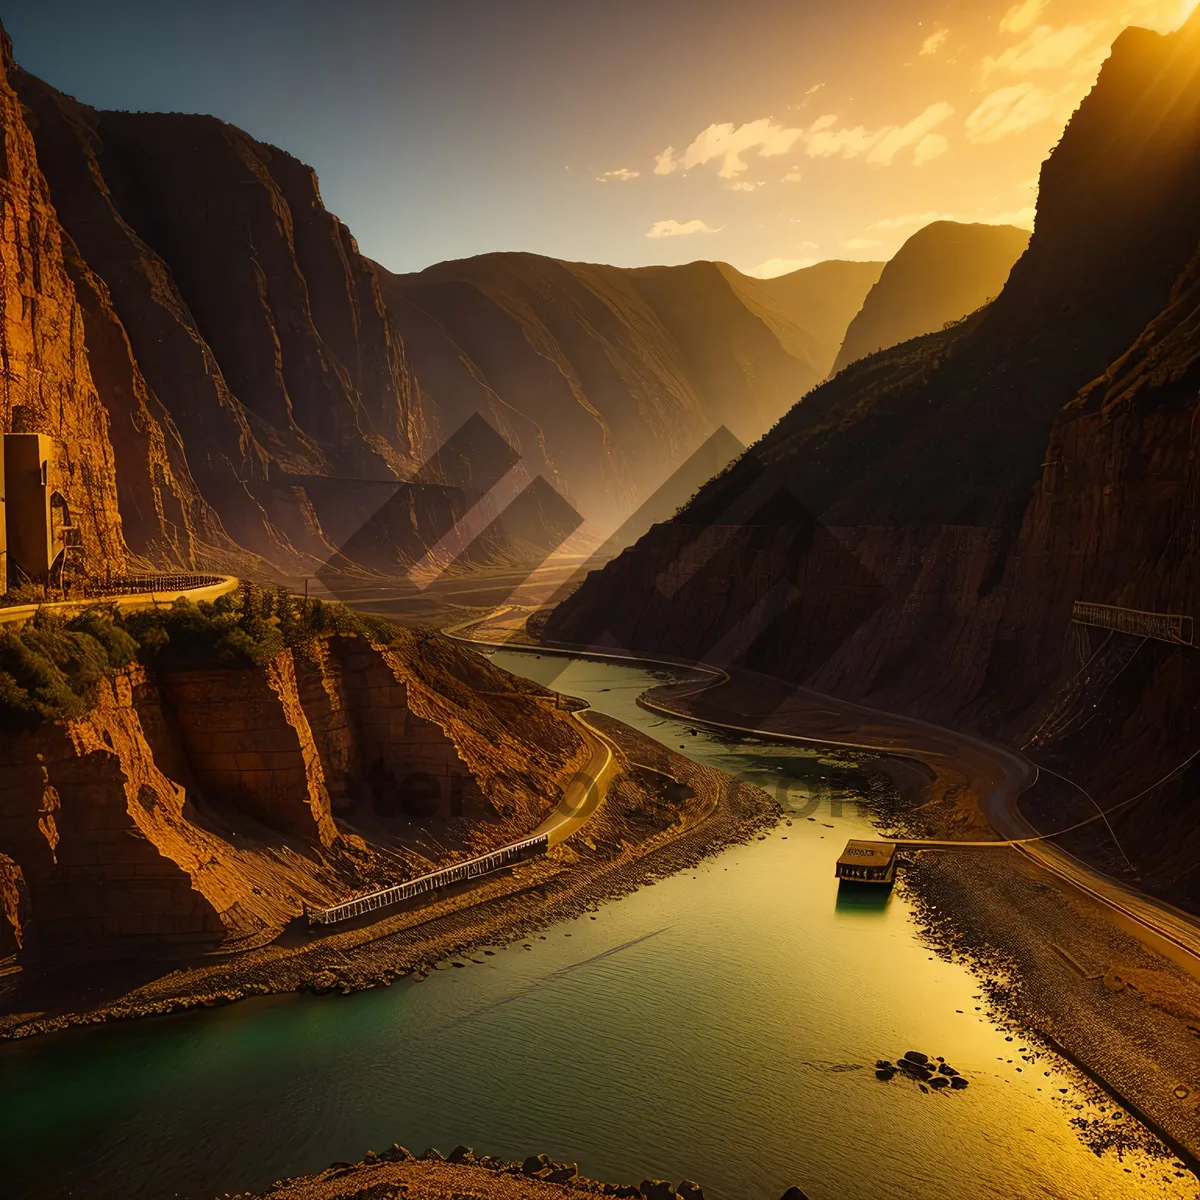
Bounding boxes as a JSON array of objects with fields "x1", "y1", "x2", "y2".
[
  {"x1": 0, "y1": 583, "x2": 403, "y2": 728},
  {"x1": 0, "y1": 607, "x2": 138, "y2": 727}
]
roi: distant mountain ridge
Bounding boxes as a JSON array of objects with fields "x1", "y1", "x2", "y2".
[
  {"x1": 374, "y1": 253, "x2": 882, "y2": 535},
  {"x1": 830, "y1": 221, "x2": 1031, "y2": 375}
]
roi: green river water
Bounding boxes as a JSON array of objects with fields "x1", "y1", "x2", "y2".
[{"x1": 0, "y1": 652, "x2": 1191, "y2": 1199}]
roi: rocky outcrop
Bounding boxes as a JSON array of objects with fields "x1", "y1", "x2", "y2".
[
  {"x1": 160, "y1": 653, "x2": 341, "y2": 846},
  {"x1": 546, "y1": 13, "x2": 1200, "y2": 907},
  {"x1": 983, "y1": 228, "x2": 1200, "y2": 905},
  {"x1": 0, "y1": 25, "x2": 126, "y2": 574},
  {"x1": 0, "y1": 628, "x2": 588, "y2": 961},
  {"x1": 231, "y1": 1143, "x2": 817, "y2": 1200},
  {"x1": 830, "y1": 221, "x2": 1030, "y2": 375}
]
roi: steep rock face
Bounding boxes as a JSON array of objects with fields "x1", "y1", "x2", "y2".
[
  {"x1": 0, "y1": 629, "x2": 589, "y2": 961},
  {"x1": 160, "y1": 654, "x2": 341, "y2": 846},
  {"x1": 14, "y1": 68, "x2": 422, "y2": 567},
  {"x1": 548, "y1": 16, "x2": 1200, "y2": 740},
  {"x1": 377, "y1": 253, "x2": 881, "y2": 534},
  {"x1": 982, "y1": 236, "x2": 1200, "y2": 905},
  {"x1": 0, "y1": 27, "x2": 125, "y2": 573},
  {"x1": 830, "y1": 221, "x2": 1030, "y2": 375},
  {"x1": 0, "y1": 670, "x2": 228, "y2": 950},
  {"x1": 58, "y1": 249, "x2": 241, "y2": 568}
]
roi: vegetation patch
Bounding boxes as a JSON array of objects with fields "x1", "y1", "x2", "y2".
[{"x1": 0, "y1": 583, "x2": 401, "y2": 729}]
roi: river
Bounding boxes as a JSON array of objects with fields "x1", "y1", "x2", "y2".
[{"x1": 0, "y1": 652, "x2": 1190, "y2": 1199}]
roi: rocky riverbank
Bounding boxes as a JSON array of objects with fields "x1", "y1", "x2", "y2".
[
  {"x1": 0, "y1": 712, "x2": 778, "y2": 1041},
  {"x1": 228, "y1": 1143, "x2": 812, "y2": 1200}
]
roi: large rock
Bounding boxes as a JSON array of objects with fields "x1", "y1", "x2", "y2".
[{"x1": 640, "y1": 1181, "x2": 677, "y2": 1200}]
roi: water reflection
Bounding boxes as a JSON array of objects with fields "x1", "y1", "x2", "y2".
[{"x1": 835, "y1": 880, "x2": 893, "y2": 916}]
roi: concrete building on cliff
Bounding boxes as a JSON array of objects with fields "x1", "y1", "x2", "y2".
[{"x1": 0, "y1": 432, "x2": 79, "y2": 595}]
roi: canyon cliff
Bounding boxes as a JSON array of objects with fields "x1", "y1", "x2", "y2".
[
  {"x1": 0, "y1": 617, "x2": 589, "y2": 962},
  {"x1": 14, "y1": 68, "x2": 421, "y2": 570},
  {"x1": 830, "y1": 221, "x2": 1030, "y2": 375},
  {"x1": 546, "y1": 13, "x2": 1200, "y2": 908},
  {"x1": 0, "y1": 25, "x2": 126, "y2": 577}
]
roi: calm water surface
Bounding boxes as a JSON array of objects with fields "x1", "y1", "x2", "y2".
[{"x1": 0, "y1": 653, "x2": 1190, "y2": 1199}]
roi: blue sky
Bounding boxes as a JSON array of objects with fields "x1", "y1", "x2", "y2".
[{"x1": 8, "y1": 0, "x2": 1197, "y2": 275}]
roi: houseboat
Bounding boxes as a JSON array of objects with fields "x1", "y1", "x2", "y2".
[{"x1": 835, "y1": 839, "x2": 898, "y2": 885}]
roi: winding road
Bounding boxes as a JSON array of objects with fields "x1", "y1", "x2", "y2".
[{"x1": 531, "y1": 709, "x2": 619, "y2": 846}]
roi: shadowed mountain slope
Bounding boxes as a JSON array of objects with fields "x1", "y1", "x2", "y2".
[
  {"x1": 375, "y1": 254, "x2": 881, "y2": 536},
  {"x1": 721, "y1": 258, "x2": 885, "y2": 376}
]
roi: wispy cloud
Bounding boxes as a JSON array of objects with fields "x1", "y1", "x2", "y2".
[
  {"x1": 801, "y1": 103, "x2": 955, "y2": 165},
  {"x1": 730, "y1": 180, "x2": 765, "y2": 192},
  {"x1": 597, "y1": 167, "x2": 639, "y2": 182},
  {"x1": 646, "y1": 218, "x2": 721, "y2": 238},
  {"x1": 842, "y1": 237, "x2": 883, "y2": 250},
  {"x1": 965, "y1": 83, "x2": 1058, "y2": 142},
  {"x1": 748, "y1": 256, "x2": 818, "y2": 278},
  {"x1": 654, "y1": 101, "x2": 953, "y2": 180},
  {"x1": 781, "y1": 168, "x2": 803, "y2": 183},
  {"x1": 654, "y1": 118, "x2": 806, "y2": 178},
  {"x1": 999, "y1": 0, "x2": 1048, "y2": 35},
  {"x1": 920, "y1": 28, "x2": 949, "y2": 56},
  {"x1": 983, "y1": 21, "x2": 1107, "y2": 77},
  {"x1": 864, "y1": 103, "x2": 955, "y2": 165},
  {"x1": 912, "y1": 133, "x2": 949, "y2": 165}
]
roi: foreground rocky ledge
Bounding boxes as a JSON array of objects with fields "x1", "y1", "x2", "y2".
[{"x1": 229, "y1": 1144, "x2": 811, "y2": 1200}]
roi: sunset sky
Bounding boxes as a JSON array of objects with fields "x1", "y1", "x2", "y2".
[{"x1": 11, "y1": 0, "x2": 1200, "y2": 276}]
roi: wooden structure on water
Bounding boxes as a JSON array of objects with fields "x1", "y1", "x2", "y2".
[{"x1": 835, "y1": 840, "x2": 897, "y2": 885}]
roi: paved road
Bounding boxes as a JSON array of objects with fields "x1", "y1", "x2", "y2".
[
  {"x1": 446, "y1": 607, "x2": 1200, "y2": 980},
  {"x1": 0, "y1": 574, "x2": 239, "y2": 626},
  {"x1": 443, "y1": 605, "x2": 619, "y2": 848},
  {"x1": 532, "y1": 710, "x2": 618, "y2": 846}
]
